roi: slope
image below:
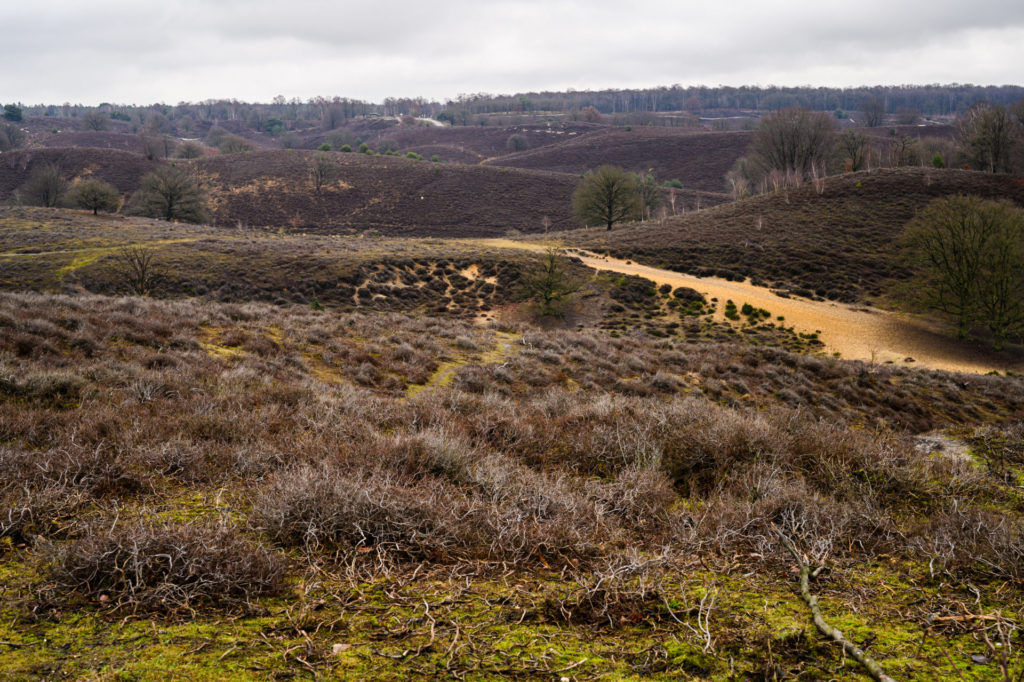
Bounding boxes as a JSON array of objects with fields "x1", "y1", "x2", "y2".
[{"x1": 568, "y1": 167, "x2": 1024, "y2": 304}]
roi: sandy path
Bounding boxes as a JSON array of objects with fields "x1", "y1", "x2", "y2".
[
  {"x1": 568, "y1": 250, "x2": 1022, "y2": 375},
  {"x1": 464, "y1": 240, "x2": 1020, "y2": 374}
]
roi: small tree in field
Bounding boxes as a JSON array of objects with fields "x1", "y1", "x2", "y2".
[
  {"x1": 69, "y1": 179, "x2": 120, "y2": 214},
  {"x1": 128, "y1": 166, "x2": 206, "y2": 223},
  {"x1": 572, "y1": 165, "x2": 639, "y2": 230},
  {"x1": 114, "y1": 246, "x2": 160, "y2": 296},
  {"x1": 633, "y1": 173, "x2": 662, "y2": 221},
  {"x1": 0, "y1": 122, "x2": 26, "y2": 151},
  {"x1": 522, "y1": 248, "x2": 582, "y2": 317},
  {"x1": 20, "y1": 163, "x2": 69, "y2": 207},
  {"x1": 958, "y1": 102, "x2": 1019, "y2": 173},
  {"x1": 310, "y1": 153, "x2": 337, "y2": 194},
  {"x1": 862, "y1": 96, "x2": 884, "y2": 127},
  {"x1": 750, "y1": 107, "x2": 835, "y2": 180},
  {"x1": 902, "y1": 195, "x2": 1024, "y2": 348},
  {"x1": 177, "y1": 142, "x2": 205, "y2": 159},
  {"x1": 81, "y1": 110, "x2": 110, "y2": 131}
]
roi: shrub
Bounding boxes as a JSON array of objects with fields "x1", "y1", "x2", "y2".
[
  {"x1": 40, "y1": 518, "x2": 286, "y2": 612},
  {"x1": 127, "y1": 166, "x2": 206, "y2": 223},
  {"x1": 317, "y1": 143, "x2": 332, "y2": 151},
  {"x1": 218, "y1": 135, "x2": 253, "y2": 154},
  {"x1": 177, "y1": 141, "x2": 205, "y2": 159},
  {"x1": 254, "y1": 464, "x2": 476, "y2": 559},
  {"x1": 19, "y1": 163, "x2": 69, "y2": 207},
  {"x1": 68, "y1": 179, "x2": 120, "y2": 214},
  {"x1": 0, "y1": 121, "x2": 26, "y2": 151}
]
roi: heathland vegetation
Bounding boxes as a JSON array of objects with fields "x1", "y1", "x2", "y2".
[{"x1": 0, "y1": 86, "x2": 1023, "y2": 679}]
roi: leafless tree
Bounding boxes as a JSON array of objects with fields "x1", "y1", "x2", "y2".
[
  {"x1": 310, "y1": 153, "x2": 337, "y2": 194},
  {"x1": 750, "y1": 107, "x2": 835, "y2": 180},
  {"x1": 861, "y1": 96, "x2": 885, "y2": 127},
  {"x1": 958, "y1": 102, "x2": 1020, "y2": 173},
  {"x1": 114, "y1": 246, "x2": 160, "y2": 296},
  {"x1": 836, "y1": 129, "x2": 871, "y2": 171}
]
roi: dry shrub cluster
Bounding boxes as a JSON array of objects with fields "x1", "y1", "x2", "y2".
[
  {"x1": 39, "y1": 518, "x2": 286, "y2": 613},
  {"x1": 1, "y1": 290, "x2": 1022, "y2": 599}
]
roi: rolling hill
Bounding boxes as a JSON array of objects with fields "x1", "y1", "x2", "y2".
[
  {"x1": 484, "y1": 127, "x2": 752, "y2": 194},
  {"x1": 0, "y1": 148, "x2": 582, "y2": 237},
  {"x1": 567, "y1": 167, "x2": 1024, "y2": 303},
  {"x1": 195, "y1": 149, "x2": 580, "y2": 236}
]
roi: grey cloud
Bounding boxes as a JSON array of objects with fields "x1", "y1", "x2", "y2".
[{"x1": 1, "y1": 0, "x2": 1021, "y2": 104}]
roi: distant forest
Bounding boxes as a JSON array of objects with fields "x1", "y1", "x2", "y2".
[
  {"x1": 11, "y1": 84, "x2": 1023, "y2": 130},
  {"x1": 446, "y1": 84, "x2": 1024, "y2": 117}
]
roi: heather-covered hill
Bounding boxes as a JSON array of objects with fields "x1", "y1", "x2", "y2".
[
  {"x1": 0, "y1": 147, "x2": 581, "y2": 236},
  {"x1": 484, "y1": 127, "x2": 753, "y2": 195},
  {"x1": 357, "y1": 121, "x2": 603, "y2": 162},
  {"x1": 0, "y1": 147, "x2": 160, "y2": 198},
  {"x1": 195, "y1": 149, "x2": 580, "y2": 235},
  {"x1": 568, "y1": 167, "x2": 1024, "y2": 303},
  {"x1": 40, "y1": 131, "x2": 150, "y2": 154}
]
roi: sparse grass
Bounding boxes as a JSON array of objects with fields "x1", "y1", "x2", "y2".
[{"x1": 2, "y1": 220, "x2": 1024, "y2": 677}]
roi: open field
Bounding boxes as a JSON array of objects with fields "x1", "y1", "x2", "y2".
[
  {"x1": 3, "y1": 108, "x2": 1024, "y2": 679},
  {"x1": 1, "y1": 287, "x2": 1023, "y2": 679},
  {"x1": 0, "y1": 148, "x2": 582, "y2": 236}
]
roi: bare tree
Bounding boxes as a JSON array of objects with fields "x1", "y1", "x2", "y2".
[
  {"x1": 861, "y1": 96, "x2": 885, "y2": 127},
  {"x1": 20, "y1": 163, "x2": 69, "y2": 207},
  {"x1": 836, "y1": 129, "x2": 871, "y2": 171},
  {"x1": 310, "y1": 153, "x2": 337, "y2": 194},
  {"x1": 633, "y1": 173, "x2": 662, "y2": 221},
  {"x1": 749, "y1": 108, "x2": 835, "y2": 180},
  {"x1": 958, "y1": 102, "x2": 1019, "y2": 173},
  {"x1": 114, "y1": 246, "x2": 160, "y2": 296},
  {"x1": 81, "y1": 110, "x2": 110, "y2": 131},
  {"x1": 0, "y1": 121, "x2": 25, "y2": 151},
  {"x1": 887, "y1": 136, "x2": 921, "y2": 168}
]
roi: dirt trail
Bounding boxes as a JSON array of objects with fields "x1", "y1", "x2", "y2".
[
  {"x1": 569, "y1": 249, "x2": 1022, "y2": 375},
  {"x1": 464, "y1": 239, "x2": 1020, "y2": 375}
]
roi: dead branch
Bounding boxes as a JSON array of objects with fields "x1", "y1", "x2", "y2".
[{"x1": 773, "y1": 525, "x2": 895, "y2": 682}]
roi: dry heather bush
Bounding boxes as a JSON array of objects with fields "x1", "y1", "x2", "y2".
[
  {"x1": 912, "y1": 502, "x2": 1024, "y2": 581},
  {"x1": 40, "y1": 518, "x2": 286, "y2": 613},
  {"x1": 546, "y1": 550, "x2": 674, "y2": 626},
  {"x1": 587, "y1": 468, "x2": 682, "y2": 542},
  {"x1": 692, "y1": 473, "x2": 893, "y2": 562},
  {"x1": 254, "y1": 464, "x2": 480, "y2": 559},
  {"x1": 0, "y1": 445, "x2": 150, "y2": 545}
]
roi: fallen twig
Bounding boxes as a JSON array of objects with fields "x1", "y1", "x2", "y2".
[{"x1": 773, "y1": 524, "x2": 895, "y2": 682}]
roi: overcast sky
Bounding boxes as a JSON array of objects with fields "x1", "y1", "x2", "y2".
[{"x1": 3, "y1": 0, "x2": 1023, "y2": 105}]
